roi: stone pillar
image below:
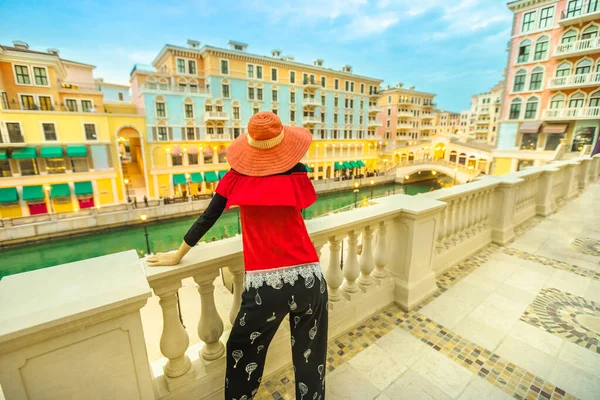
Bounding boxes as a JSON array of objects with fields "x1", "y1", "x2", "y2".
[
  {"x1": 489, "y1": 178, "x2": 519, "y2": 245},
  {"x1": 563, "y1": 162, "x2": 578, "y2": 199},
  {"x1": 326, "y1": 236, "x2": 344, "y2": 302},
  {"x1": 536, "y1": 167, "x2": 558, "y2": 217},
  {"x1": 341, "y1": 230, "x2": 360, "y2": 296},
  {"x1": 578, "y1": 158, "x2": 591, "y2": 189},
  {"x1": 194, "y1": 273, "x2": 225, "y2": 362}
]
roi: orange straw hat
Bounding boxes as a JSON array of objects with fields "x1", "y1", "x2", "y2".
[{"x1": 226, "y1": 111, "x2": 312, "y2": 176}]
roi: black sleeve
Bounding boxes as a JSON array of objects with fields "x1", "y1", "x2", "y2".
[
  {"x1": 183, "y1": 193, "x2": 228, "y2": 247},
  {"x1": 288, "y1": 163, "x2": 307, "y2": 173}
]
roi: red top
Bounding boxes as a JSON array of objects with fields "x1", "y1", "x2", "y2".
[{"x1": 216, "y1": 171, "x2": 319, "y2": 272}]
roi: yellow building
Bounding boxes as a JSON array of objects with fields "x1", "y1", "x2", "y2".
[{"x1": 0, "y1": 41, "x2": 144, "y2": 218}]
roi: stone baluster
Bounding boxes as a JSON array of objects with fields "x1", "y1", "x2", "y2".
[
  {"x1": 457, "y1": 198, "x2": 466, "y2": 239},
  {"x1": 373, "y1": 221, "x2": 388, "y2": 279},
  {"x1": 358, "y1": 225, "x2": 375, "y2": 288},
  {"x1": 445, "y1": 201, "x2": 456, "y2": 246},
  {"x1": 154, "y1": 281, "x2": 193, "y2": 386},
  {"x1": 228, "y1": 265, "x2": 245, "y2": 325},
  {"x1": 470, "y1": 193, "x2": 479, "y2": 234},
  {"x1": 477, "y1": 192, "x2": 485, "y2": 231},
  {"x1": 485, "y1": 190, "x2": 493, "y2": 228},
  {"x1": 436, "y1": 206, "x2": 447, "y2": 252},
  {"x1": 342, "y1": 230, "x2": 360, "y2": 294},
  {"x1": 464, "y1": 195, "x2": 473, "y2": 237},
  {"x1": 326, "y1": 236, "x2": 344, "y2": 302},
  {"x1": 194, "y1": 274, "x2": 225, "y2": 361}
]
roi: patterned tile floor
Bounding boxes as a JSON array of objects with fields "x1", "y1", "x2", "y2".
[{"x1": 255, "y1": 184, "x2": 600, "y2": 400}]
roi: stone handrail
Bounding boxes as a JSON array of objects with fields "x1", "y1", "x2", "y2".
[
  {"x1": 0, "y1": 155, "x2": 598, "y2": 399},
  {"x1": 397, "y1": 158, "x2": 475, "y2": 174}
]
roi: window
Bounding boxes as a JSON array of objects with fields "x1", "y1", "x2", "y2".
[
  {"x1": 15, "y1": 65, "x2": 30, "y2": 84},
  {"x1": 0, "y1": 160, "x2": 11, "y2": 177},
  {"x1": 522, "y1": 11, "x2": 535, "y2": 32},
  {"x1": 334, "y1": 113, "x2": 338, "y2": 123},
  {"x1": 530, "y1": 67, "x2": 543, "y2": 90},
  {"x1": 321, "y1": 113, "x2": 325, "y2": 123},
  {"x1": 321, "y1": 95, "x2": 326, "y2": 106},
  {"x1": 345, "y1": 81, "x2": 350, "y2": 91},
  {"x1": 46, "y1": 158, "x2": 66, "y2": 174},
  {"x1": 247, "y1": 64, "x2": 254, "y2": 78},
  {"x1": 387, "y1": 108, "x2": 391, "y2": 116},
  {"x1": 256, "y1": 66, "x2": 263, "y2": 79},
  {"x1": 571, "y1": 128, "x2": 595, "y2": 151},
  {"x1": 172, "y1": 154, "x2": 183, "y2": 166},
  {"x1": 359, "y1": 115, "x2": 363, "y2": 124},
  {"x1": 556, "y1": 62, "x2": 571, "y2": 77},
  {"x1": 334, "y1": 79, "x2": 339, "y2": 90},
  {"x1": 71, "y1": 158, "x2": 89, "y2": 173},
  {"x1": 253, "y1": 107, "x2": 259, "y2": 114},
  {"x1": 206, "y1": 127, "x2": 215, "y2": 136},
  {"x1": 539, "y1": 6, "x2": 554, "y2": 28},
  {"x1": 550, "y1": 94, "x2": 565, "y2": 109},
  {"x1": 81, "y1": 100, "x2": 93, "y2": 112},
  {"x1": 177, "y1": 59, "x2": 186, "y2": 74},
  {"x1": 520, "y1": 133, "x2": 538, "y2": 150},
  {"x1": 334, "y1": 97, "x2": 339, "y2": 108},
  {"x1": 158, "y1": 127, "x2": 168, "y2": 141},
  {"x1": 186, "y1": 127, "x2": 195, "y2": 140},
  {"x1": 582, "y1": 25, "x2": 599, "y2": 40},
  {"x1": 188, "y1": 60, "x2": 196, "y2": 75},
  {"x1": 272, "y1": 89, "x2": 278, "y2": 102},
  {"x1": 569, "y1": 93, "x2": 585, "y2": 108},
  {"x1": 271, "y1": 68, "x2": 277, "y2": 81},
  {"x1": 509, "y1": 99, "x2": 522, "y2": 119},
  {"x1": 6, "y1": 123, "x2": 22, "y2": 143},
  {"x1": 118, "y1": 93, "x2": 124, "y2": 101},
  {"x1": 562, "y1": 30, "x2": 577, "y2": 44},
  {"x1": 272, "y1": 109, "x2": 278, "y2": 115},
  {"x1": 290, "y1": 110, "x2": 296, "y2": 122},
  {"x1": 21, "y1": 95, "x2": 35, "y2": 110},
  {"x1": 513, "y1": 69, "x2": 527, "y2": 92},
  {"x1": 290, "y1": 71, "x2": 296, "y2": 84},
  {"x1": 524, "y1": 97, "x2": 539, "y2": 119},
  {"x1": 222, "y1": 84, "x2": 230, "y2": 98},
  {"x1": 517, "y1": 40, "x2": 531, "y2": 63},
  {"x1": 248, "y1": 87, "x2": 255, "y2": 100},
  {"x1": 544, "y1": 133, "x2": 564, "y2": 150},
  {"x1": 64, "y1": 99, "x2": 77, "y2": 112},
  {"x1": 221, "y1": 60, "x2": 229, "y2": 75},
  {"x1": 233, "y1": 106, "x2": 240, "y2": 120},
  {"x1": 84, "y1": 124, "x2": 97, "y2": 140},
  {"x1": 321, "y1": 77, "x2": 326, "y2": 88},
  {"x1": 33, "y1": 67, "x2": 48, "y2": 86},
  {"x1": 42, "y1": 123, "x2": 57, "y2": 141},
  {"x1": 19, "y1": 159, "x2": 37, "y2": 176},
  {"x1": 360, "y1": 83, "x2": 365, "y2": 94},
  {"x1": 566, "y1": 0, "x2": 583, "y2": 18},
  {"x1": 350, "y1": 82, "x2": 355, "y2": 92},
  {"x1": 386, "y1": 120, "x2": 390, "y2": 128},
  {"x1": 290, "y1": 92, "x2": 296, "y2": 103},
  {"x1": 257, "y1": 88, "x2": 263, "y2": 101},
  {"x1": 589, "y1": 91, "x2": 600, "y2": 107},
  {"x1": 185, "y1": 104, "x2": 194, "y2": 118},
  {"x1": 188, "y1": 154, "x2": 199, "y2": 165},
  {"x1": 156, "y1": 102, "x2": 166, "y2": 117},
  {"x1": 534, "y1": 37, "x2": 549, "y2": 60},
  {"x1": 575, "y1": 59, "x2": 591, "y2": 75}
]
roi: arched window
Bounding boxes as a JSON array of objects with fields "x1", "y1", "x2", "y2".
[
  {"x1": 449, "y1": 150, "x2": 457, "y2": 163},
  {"x1": 575, "y1": 59, "x2": 592, "y2": 75},
  {"x1": 589, "y1": 90, "x2": 600, "y2": 108},
  {"x1": 550, "y1": 94, "x2": 565, "y2": 109},
  {"x1": 524, "y1": 97, "x2": 539, "y2": 119},
  {"x1": 509, "y1": 98, "x2": 522, "y2": 119},
  {"x1": 561, "y1": 29, "x2": 578, "y2": 44},
  {"x1": 408, "y1": 152, "x2": 415, "y2": 161},
  {"x1": 517, "y1": 40, "x2": 531, "y2": 63},
  {"x1": 513, "y1": 69, "x2": 527, "y2": 92},
  {"x1": 530, "y1": 66, "x2": 544, "y2": 90},
  {"x1": 534, "y1": 36, "x2": 549, "y2": 61},
  {"x1": 468, "y1": 155, "x2": 477, "y2": 168},
  {"x1": 569, "y1": 92, "x2": 585, "y2": 108},
  {"x1": 458, "y1": 153, "x2": 467, "y2": 165},
  {"x1": 582, "y1": 25, "x2": 599, "y2": 40},
  {"x1": 556, "y1": 62, "x2": 571, "y2": 77}
]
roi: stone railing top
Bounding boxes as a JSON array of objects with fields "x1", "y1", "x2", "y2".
[
  {"x1": 0, "y1": 250, "x2": 150, "y2": 347},
  {"x1": 422, "y1": 178, "x2": 499, "y2": 201}
]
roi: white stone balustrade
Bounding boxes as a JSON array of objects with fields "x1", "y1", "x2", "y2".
[{"x1": 0, "y1": 156, "x2": 599, "y2": 400}]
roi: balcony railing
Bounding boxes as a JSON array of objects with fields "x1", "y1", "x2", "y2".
[
  {"x1": 542, "y1": 106, "x2": 600, "y2": 120},
  {"x1": 422, "y1": 113, "x2": 434, "y2": 119},
  {"x1": 302, "y1": 115, "x2": 321, "y2": 124},
  {"x1": 560, "y1": 1, "x2": 600, "y2": 25},
  {"x1": 397, "y1": 122, "x2": 412, "y2": 129},
  {"x1": 368, "y1": 105, "x2": 382, "y2": 113},
  {"x1": 555, "y1": 37, "x2": 600, "y2": 57},
  {"x1": 302, "y1": 79, "x2": 321, "y2": 89},
  {"x1": 474, "y1": 127, "x2": 488, "y2": 133},
  {"x1": 369, "y1": 89, "x2": 380, "y2": 96},
  {"x1": 548, "y1": 72, "x2": 600, "y2": 89},
  {"x1": 367, "y1": 118, "x2": 383, "y2": 127},
  {"x1": 203, "y1": 111, "x2": 229, "y2": 122},
  {"x1": 141, "y1": 83, "x2": 210, "y2": 95},
  {"x1": 397, "y1": 111, "x2": 414, "y2": 118},
  {"x1": 58, "y1": 81, "x2": 102, "y2": 92},
  {"x1": 1, "y1": 98, "x2": 107, "y2": 113},
  {"x1": 302, "y1": 97, "x2": 321, "y2": 107}
]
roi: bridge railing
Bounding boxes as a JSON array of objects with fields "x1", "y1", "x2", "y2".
[{"x1": 0, "y1": 155, "x2": 598, "y2": 400}]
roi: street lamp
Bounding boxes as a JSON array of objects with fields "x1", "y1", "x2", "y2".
[
  {"x1": 43, "y1": 184, "x2": 53, "y2": 213},
  {"x1": 353, "y1": 182, "x2": 360, "y2": 209},
  {"x1": 370, "y1": 179, "x2": 375, "y2": 199},
  {"x1": 124, "y1": 178, "x2": 131, "y2": 203},
  {"x1": 140, "y1": 214, "x2": 151, "y2": 255}
]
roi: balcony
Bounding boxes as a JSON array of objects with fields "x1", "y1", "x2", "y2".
[
  {"x1": 397, "y1": 122, "x2": 412, "y2": 129},
  {"x1": 203, "y1": 111, "x2": 229, "y2": 122},
  {"x1": 559, "y1": 1, "x2": 600, "y2": 26},
  {"x1": 397, "y1": 111, "x2": 414, "y2": 118},
  {"x1": 302, "y1": 115, "x2": 321, "y2": 124},
  {"x1": 474, "y1": 126, "x2": 489, "y2": 133},
  {"x1": 1, "y1": 98, "x2": 106, "y2": 113},
  {"x1": 398, "y1": 99, "x2": 412, "y2": 106},
  {"x1": 368, "y1": 89, "x2": 380, "y2": 98},
  {"x1": 555, "y1": 37, "x2": 600, "y2": 58},
  {"x1": 302, "y1": 97, "x2": 321, "y2": 107},
  {"x1": 303, "y1": 79, "x2": 321, "y2": 89},
  {"x1": 423, "y1": 103, "x2": 435, "y2": 108},
  {"x1": 367, "y1": 118, "x2": 383, "y2": 127},
  {"x1": 368, "y1": 105, "x2": 382, "y2": 113},
  {"x1": 141, "y1": 83, "x2": 210, "y2": 96},
  {"x1": 548, "y1": 72, "x2": 600, "y2": 89},
  {"x1": 421, "y1": 113, "x2": 434, "y2": 119},
  {"x1": 542, "y1": 106, "x2": 600, "y2": 120}
]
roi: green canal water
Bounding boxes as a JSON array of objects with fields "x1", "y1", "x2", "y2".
[{"x1": 0, "y1": 180, "x2": 443, "y2": 279}]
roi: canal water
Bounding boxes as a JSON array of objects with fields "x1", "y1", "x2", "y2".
[{"x1": 0, "y1": 180, "x2": 443, "y2": 278}]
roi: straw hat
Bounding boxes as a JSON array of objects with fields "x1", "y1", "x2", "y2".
[{"x1": 226, "y1": 112, "x2": 312, "y2": 176}]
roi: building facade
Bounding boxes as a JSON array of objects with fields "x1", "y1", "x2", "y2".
[
  {"x1": 0, "y1": 41, "x2": 143, "y2": 218},
  {"x1": 466, "y1": 81, "x2": 505, "y2": 144},
  {"x1": 433, "y1": 109, "x2": 461, "y2": 137},
  {"x1": 496, "y1": 0, "x2": 600, "y2": 174},
  {"x1": 130, "y1": 40, "x2": 384, "y2": 199}
]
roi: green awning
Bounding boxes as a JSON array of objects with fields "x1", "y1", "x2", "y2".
[
  {"x1": 349, "y1": 161, "x2": 359, "y2": 168},
  {"x1": 305, "y1": 164, "x2": 313, "y2": 173},
  {"x1": 41, "y1": 147, "x2": 64, "y2": 159},
  {"x1": 173, "y1": 174, "x2": 187, "y2": 185},
  {"x1": 22, "y1": 186, "x2": 45, "y2": 201},
  {"x1": 218, "y1": 170, "x2": 228, "y2": 179},
  {"x1": 11, "y1": 147, "x2": 37, "y2": 159},
  {"x1": 0, "y1": 187, "x2": 18, "y2": 204},
  {"x1": 190, "y1": 172, "x2": 203, "y2": 183},
  {"x1": 67, "y1": 145, "x2": 87, "y2": 158},
  {"x1": 50, "y1": 183, "x2": 70, "y2": 198},
  {"x1": 334, "y1": 162, "x2": 344, "y2": 170},
  {"x1": 74, "y1": 181, "x2": 93, "y2": 196},
  {"x1": 357, "y1": 160, "x2": 366, "y2": 167},
  {"x1": 342, "y1": 162, "x2": 352, "y2": 169},
  {"x1": 205, "y1": 171, "x2": 219, "y2": 182},
  {"x1": 0, "y1": 149, "x2": 7, "y2": 161}
]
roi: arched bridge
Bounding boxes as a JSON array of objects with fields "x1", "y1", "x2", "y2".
[{"x1": 394, "y1": 160, "x2": 482, "y2": 185}]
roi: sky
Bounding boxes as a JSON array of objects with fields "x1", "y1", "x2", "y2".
[{"x1": 0, "y1": 0, "x2": 513, "y2": 111}]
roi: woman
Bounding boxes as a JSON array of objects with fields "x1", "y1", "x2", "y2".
[{"x1": 147, "y1": 112, "x2": 328, "y2": 400}]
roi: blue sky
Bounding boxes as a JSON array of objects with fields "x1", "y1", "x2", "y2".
[{"x1": 0, "y1": 0, "x2": 513, "y2": 111}]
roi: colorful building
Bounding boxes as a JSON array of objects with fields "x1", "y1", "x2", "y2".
[
  {"x1": 433, "y1": 109, "x2": 461, "y2": 137},
  {"x1": 0, "y1": 41, "x2": 144, "y2": 218},
  {"x1": 496, "y1": 0, "x2": 600, "y2": 174},
  {"x1": 129, "y1": 40, "x2": 384, "y2": 199},
  {"x1": 464, "y1": 81, "x2": 505, "y2": 145}
]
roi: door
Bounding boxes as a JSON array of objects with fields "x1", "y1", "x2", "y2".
[{"x1": 28, "y1": 202, "x2": 48, "y2": 215}]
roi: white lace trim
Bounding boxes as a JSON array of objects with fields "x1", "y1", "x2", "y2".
[{"x1": 245, "y1": 263, "x2": 323, "y2": 290}]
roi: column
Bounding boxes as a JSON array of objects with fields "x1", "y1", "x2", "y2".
[
  {"x1": 341, "y1": 231, "x2": 360, "y2": 295},
  {"x1": 372, "y1": 222, "x2": 388, "y2": 279},
  {"x1": 326, "y1": 236, "x2": 344, "y2": 302},
  {"x1": 357, "y1": 226, "x2": 375, "y2": 288},
  {"x1": 194, "y1": 274, "x2": 225, "y2": 361}
]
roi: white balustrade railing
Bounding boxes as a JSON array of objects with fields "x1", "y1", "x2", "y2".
[
  {"x1": 548, "y1": 72, "x2": 600, "y2": 88},
  {"x1": 1, "y1": 156, "x2": 599, "y2": 400},
  {"x1": 542, "y1": 106, "x2": 600, "y2": 120},
  {"x1": 555, "y1": 37, "x2": 600, "y2": 56},
  {"x1": 203, "y1": 111, "x2": 229, "y2": 121}
]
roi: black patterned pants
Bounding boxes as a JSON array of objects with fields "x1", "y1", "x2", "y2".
[{"x1": 225, "y1": 264, "x2": 328, "y2": 400}]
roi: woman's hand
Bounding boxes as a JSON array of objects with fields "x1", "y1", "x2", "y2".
[{"x1": 146, "y1": 252, "x2": 181, "y2": 267}]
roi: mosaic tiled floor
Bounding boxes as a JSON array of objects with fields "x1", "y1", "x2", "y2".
[
  {"x1": 504, "y1": 247, "x2": 600, "y2": 281},
  {"x1": 572, "y1": 237, "x2": 600, "y2": 258},
  {"x1": 522, "y1": 287, "x2": 600, "y2": 354}
]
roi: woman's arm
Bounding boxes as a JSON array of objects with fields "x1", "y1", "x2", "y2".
[{"x1": 146, "y1": 193, "x2": 228, "y2": 266}]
